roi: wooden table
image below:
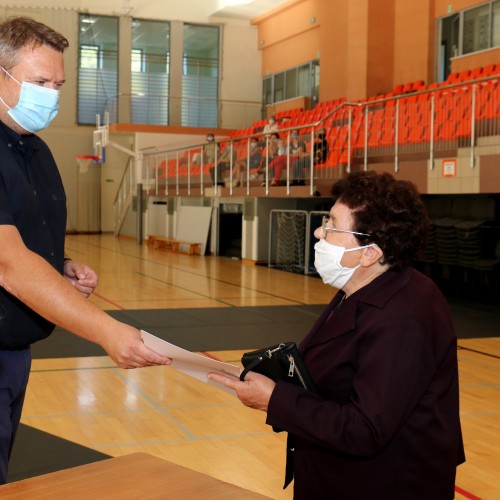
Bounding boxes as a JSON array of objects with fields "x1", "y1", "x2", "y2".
[{"x1": 0, "y1": 452, "x2": 271, "y2": 499}]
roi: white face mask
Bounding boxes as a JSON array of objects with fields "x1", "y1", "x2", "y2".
[{"x1": 314, "y1": 238, "x2": 375, "y2": 289}]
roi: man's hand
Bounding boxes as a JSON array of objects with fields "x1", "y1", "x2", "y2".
[
  {"x1": 102, "y1": 324, "x2": 172, "y2": 369},
  {"x1": 63, "y1": 260, "x2": 98, "y2": 298},
  {"x1": 207, "y1": 371, "x2": 276, "y2": 411},
  {"x1": 0, "y1": 229, "x2": 169, "y2": 370}
]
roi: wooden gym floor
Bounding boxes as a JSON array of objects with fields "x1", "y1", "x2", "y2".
[{"x1": 18, "y1": 234, "x2": 500, "y2": 499}]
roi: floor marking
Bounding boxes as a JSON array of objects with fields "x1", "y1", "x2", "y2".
[
  {"x1": 92, "y1": 292, "x2": 126, "y2": 310},
  {"x1": 458, "y1": 345, "x2": 500, "y2": 360},
  {"x1": 455, "y1": 485, "x2": 482, "y2": 499}
]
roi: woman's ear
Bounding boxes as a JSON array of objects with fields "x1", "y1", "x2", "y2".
[{"x1": 360, "y1": 244, "x2": 384, "y2": 267}]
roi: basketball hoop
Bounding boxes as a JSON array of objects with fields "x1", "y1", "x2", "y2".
[{"x1": 76, "y1": 155, "x2": 99, "y2": 173}]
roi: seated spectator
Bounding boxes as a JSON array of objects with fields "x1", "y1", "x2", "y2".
[
  {"x1": 262, "y1": 115, "x2": 279, "y2": 139},
  {"x1": 254, "y1": 132, "x2": 280, "y2": 181},
  {"x1": 244, "y1": 137, "x2": 264, "y2": 170},
  {"x1": 193, "y1": 132, "x2": 220, "y2": 166},
  {"x1": 237, "y1": 137, "x2": 263, "y2": 183},
  {"x1": 203, "y1": 132, "x2": 219, "y2": 164},
  {"x1": 265, "y1": 132, "x2": 281, "y2": 161},
  {"x1": 210, "y1": 143, "x2": 237, "y2": 186},
  {"x1": 292, "y1": 127, "x2": 329, "y2": 185},
  {"x1": 276, "y1": 137, "x2": 287, "y2": 156},
  {"x1": 266, "y1": 130, "x2": 306, "y2": 186}
]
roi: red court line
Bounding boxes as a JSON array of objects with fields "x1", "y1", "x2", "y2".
[
  {"x1": 92, "y1": 292, "x2": 126, "y2": 310},
  {"x1": 455, "y1": 486, "x2": 481, "y2": 500},
  {"x1": 201, "y1": 351, "x2": 221, "y2": 361},
  {"x1": 202, "y1": 351, "x2": 241, "y2": 366}
]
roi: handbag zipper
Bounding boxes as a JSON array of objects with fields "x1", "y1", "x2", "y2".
[
  {"x1": 287, "y1": 355, "x2": 295, "y2": 377},
  {"x1": 287, "y1": 354, "x2": 308, "y2": 388}
]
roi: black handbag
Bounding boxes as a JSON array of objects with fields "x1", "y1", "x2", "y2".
[{"x1": 240, "y1": 342, "x2": 317, "y2": 393}]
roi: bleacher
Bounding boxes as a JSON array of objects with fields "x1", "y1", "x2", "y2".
[{"x1": 155, "y1": 63, "x2": 500, "y2": 187}]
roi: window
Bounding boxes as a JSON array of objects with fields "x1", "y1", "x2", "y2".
[
  {"x1": 182, "y1": 24, "x2": 219, "y2": 127},
  {"x1": 262, "y1": 61, "x2": 319, "y2": 108},
  {"x1": 80, "y1": 45, "x2": 100, "y2": 69},
  {"x1": 274, "y1": 72, "x2": 285, "y2": 102},
  {"x1": 78, "y1": 14, "x2": 118, "y2": 125},
  {"x1": 438, "y1": 1, "x2": 500, "y2": 79},
  {"x1": 463, "y1": 4, "x2": 491, "y2": 54},
  {"x1": 493, "y1": 0, "x2": 500, "y2": 47},
  {"x1": 298, "y1": 64, "x2": 312, "y2": 98},
  {"x1": 285, "y1": 68, "x2": 298, "y2": 100},
  {"x1": 131, "y1": 19, "x2": 170, "y2": 125},
  {"x1": 263, "y1": 77, "x2": 272, "y2": 105},
  {"x1": 131, "y1": 49, "x2": 145, "y2": 73},
  {"x1": 445, "y1": 1, "x2": 500, "y2": 57}
]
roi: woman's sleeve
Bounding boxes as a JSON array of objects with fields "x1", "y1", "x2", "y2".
[{"x1": 266, "y1": 318, "x2": 438, "y2": 457}]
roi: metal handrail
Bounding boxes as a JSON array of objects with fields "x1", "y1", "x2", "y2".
[{"x1": 116, "y1": 74, "x2": 500, "y2": 199}]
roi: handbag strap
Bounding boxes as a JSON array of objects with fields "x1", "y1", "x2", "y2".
[
  {"x1": 239, "y1": 344, "x2": 286, "y2": 381},
  {"x1": 239, "y1": 355, "x2": 264, "y2": 381}
]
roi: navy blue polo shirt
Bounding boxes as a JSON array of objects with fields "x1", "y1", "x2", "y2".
[{"x1": 0, "y1": 121, "x2": 67, "y2": 349}]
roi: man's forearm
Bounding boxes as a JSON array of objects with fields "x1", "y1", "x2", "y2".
[{"x1": 0, "y1": 229, "x2": 117, "y2": 346}]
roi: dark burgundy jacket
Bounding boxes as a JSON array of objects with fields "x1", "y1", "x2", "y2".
[{"x1": 267, "y1": 267, "x2": 465, "y2": 500}]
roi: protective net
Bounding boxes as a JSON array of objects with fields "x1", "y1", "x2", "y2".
[
  {"x1": 76, "y1": 155, "x2": 99, "y2": 173},
  {"x1": 268, "y1": 210, "x2": 308, "y2": 273}
]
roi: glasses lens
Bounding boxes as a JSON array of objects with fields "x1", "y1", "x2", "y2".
[{"x1": 322, "y1": 216, "x2": 328, "y2": 238}]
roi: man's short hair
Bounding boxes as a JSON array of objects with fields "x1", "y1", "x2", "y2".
[{"x1": 0, "y1": 16, "x2": 68, "y2": 70}]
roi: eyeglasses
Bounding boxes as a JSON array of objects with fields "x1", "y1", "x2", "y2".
[{"x1": 321, "y1": 216, "x2": 371, "y2": 238}]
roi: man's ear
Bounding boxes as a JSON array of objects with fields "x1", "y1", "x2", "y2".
[{"x1": 360, "y1": 244, "x2": 384, "y2": 267}]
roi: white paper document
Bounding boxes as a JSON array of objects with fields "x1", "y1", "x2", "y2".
[{"x1": 141, "y1": 330, "x2": 241, "y2": 395}]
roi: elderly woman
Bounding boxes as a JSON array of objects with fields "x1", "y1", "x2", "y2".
[{"x1": 209, "y1": 171, "x2": 465, "y2": 500}]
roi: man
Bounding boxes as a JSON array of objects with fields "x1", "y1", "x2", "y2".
[
  {"x1": 203, "y1": 132, "x2": 219, "y2": 164},
  {"x1": 262, "y1": 115, "x2": 279, "y2": 138},
  {"x1": 0, "y1": 16, "x2": 170, "y2": 483}
]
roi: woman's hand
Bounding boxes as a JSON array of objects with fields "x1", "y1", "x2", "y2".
[{"x1": 207, "y1": 371, "x2": 276, "y2": 411}]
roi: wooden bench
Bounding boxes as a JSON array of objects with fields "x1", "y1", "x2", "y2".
[{"x1": 147, "y1": 236, "x2": 201, "y2": 255}]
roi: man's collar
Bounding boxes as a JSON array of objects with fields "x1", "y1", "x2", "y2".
[
  {"x1": 0, "y1": 119, "x2": 23, "y2": 143},
  {"x1": 0, "y1": 120, "x2": 39, "y2": 151}
]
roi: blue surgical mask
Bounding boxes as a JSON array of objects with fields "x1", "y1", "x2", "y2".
[{"x1": 0, "y1": 66, "x2": 59, "y2": 133}]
